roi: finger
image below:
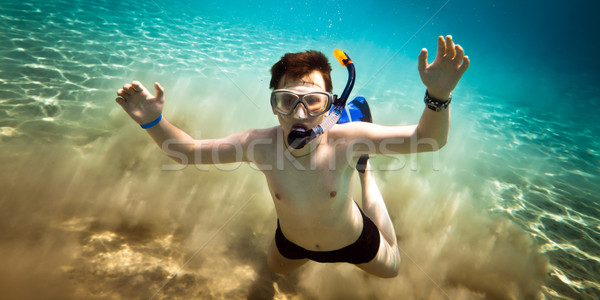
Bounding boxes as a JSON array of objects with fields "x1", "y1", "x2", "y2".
[
  {"x1": 458, "y1": 56, "x2": 470, "y2": 75},
  {"x1": 131, "y1": 80, "x2": 143, "y2": 92},
  {"x1": 117, "y1": 89, "x2": 127, "y2": 98},
  {"x1": 435, "y1": 36, "x2": 445, "y2": 61},
  {"x1": 115, "y1": 97, "x2": 127, "y2": 107},
  {"x1": 454, "y1": 45, "x2": 464, "y2": 66},
  {"x1": 122, "y1": 84, "x2": 133, "y2": 95},
  {"x1": 418, "y1": 48, "x2": 428, "y2": 73},
  {"x1": 154, "y1": 82, "x2": 164, "y2": 99},
  {"x1": 445, "y1": 35, "x2": 455, "y2": 59}
]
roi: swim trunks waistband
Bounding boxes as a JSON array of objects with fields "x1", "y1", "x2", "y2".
[{"x1": 275, "y1": 204, "x2": 380, "y2": 264}]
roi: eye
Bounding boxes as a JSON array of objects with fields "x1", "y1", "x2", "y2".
[
  {"x1": 304, "y1": 94, "x2": 328, "y2": 108},
  {"x1": 304, "y1": 94, "x2": 324, "y2": 104},
  {"x1": 276, "y1": 93, "x2": 299, "y2": 109}
]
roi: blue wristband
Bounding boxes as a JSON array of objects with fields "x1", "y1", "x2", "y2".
[{"x1": 140, "y1": 114, "x2": 162, "y2": 129}]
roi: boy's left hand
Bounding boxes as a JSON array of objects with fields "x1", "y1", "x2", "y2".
[{"x1": 418, "y1": 35, "x2": 470, "y2": 100}]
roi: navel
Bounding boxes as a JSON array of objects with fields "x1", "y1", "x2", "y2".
[
  {"x1": 329, "y1": 191, "x2": 337, "y2": 198},
  {"x1": 275, "y1": 193, "x2": 281, "y2": 200},
  {"x1": 315, "y1": 244, "x2": 320, "y2": 249}
]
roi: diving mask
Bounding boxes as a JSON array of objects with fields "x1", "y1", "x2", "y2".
[{"x1": 271, "y1": 89, "x2": 334, "y2": 117}]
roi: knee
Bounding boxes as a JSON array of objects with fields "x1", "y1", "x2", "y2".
[
  {"x1": 379, "y1": 270, "x2": 399, "y2": 278},
  {"x1": 379, "y1": 260, "x2": 400, "y2": 278},
  {"x1": 364, "y1": 262, "x2": 399, "y2": 278},
  {"x1": 381, "y1": 248, "x2": 401, "y2": 278},
  {"x1": 361, "y1": 249, "x2": 401, "y2": 278},
  {"x1": 384, "y1": 264, "x2": 400, "y2": 278},
  {"x1": 380, "y1": 263, "x2": 401, "y2": 278}
]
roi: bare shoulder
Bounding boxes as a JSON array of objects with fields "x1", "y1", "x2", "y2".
[
  {"x1": 240, "y1": 126, "x2": 279, "y2": 164},
  {"x1": 327, "y1": 122, "x2": 376, "y2": 140},
  {"x1": 235, "y1": 126, "x2": 280, "y2": 150},
  {"x1": 244, "y1": 126, "x2": 278, "y2": 140},
  {"x1": 224, "y1": 126, "x2": 274, "y2": 140},
  {"x1": 327, "y1": 122, "x2": 417, "y2": 143}
]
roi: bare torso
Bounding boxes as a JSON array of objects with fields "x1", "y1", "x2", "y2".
[{"x1": 249, "y1": 126, "x2": 364, "y2": 251}]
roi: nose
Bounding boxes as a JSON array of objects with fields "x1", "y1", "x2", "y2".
[{"x1": 292, "y1": 102, "x2": 308, "y2": 119}]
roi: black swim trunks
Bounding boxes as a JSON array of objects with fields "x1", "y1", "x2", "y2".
[{"x1": 275, "y1": 205, "x2": 380, "y2": 264}]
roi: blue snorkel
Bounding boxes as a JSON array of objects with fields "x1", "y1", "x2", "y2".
[{"x1": 287, "y1": 49, "x2": 355, "y2": 149}]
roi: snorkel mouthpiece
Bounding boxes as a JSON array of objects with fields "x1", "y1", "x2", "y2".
[
  {"x1": 287, "y1": 49, "x2": 356, "y2": 149},
  {"x1": 287, "y1": 126, "x2": 317, "y2": 149}
]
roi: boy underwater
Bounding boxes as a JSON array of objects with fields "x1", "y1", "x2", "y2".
[{"x1": 115, "y1": 35, "x2": 469, "y2": 278}]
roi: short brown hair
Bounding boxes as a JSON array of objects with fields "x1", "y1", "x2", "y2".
[{"x1": 269, "y1": 50, "x2": 333, "y2": 92}]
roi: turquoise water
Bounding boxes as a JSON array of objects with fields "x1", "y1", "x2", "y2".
[{"x1": 1, "y1": 0, "x2": 599, "y2": 299}]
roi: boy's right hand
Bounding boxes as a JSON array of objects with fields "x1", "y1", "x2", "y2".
[{"x1": 115, "y1": 81, "x2": 165, "y2": 125}]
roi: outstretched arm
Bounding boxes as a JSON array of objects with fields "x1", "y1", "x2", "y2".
[
  {"x1": 332, "y1": 35, "x2": 469, "y2": 155},
  {"x1": 115, "y1": 81, "x2": 250, "y2": 164}
]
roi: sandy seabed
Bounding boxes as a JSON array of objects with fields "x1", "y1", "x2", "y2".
[{"x1": 0, "y1": 120, "x2": 550, "y2": 299}]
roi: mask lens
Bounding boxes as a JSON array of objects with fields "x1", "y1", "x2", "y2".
[
  {"x1": 303, "y1": 93, "x2": 329, "y2": 115},
  {"x1": 274, "y1": 92, "x2": 299, "y2": 113}
]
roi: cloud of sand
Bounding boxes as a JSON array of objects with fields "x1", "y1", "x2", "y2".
[{"x1": 0, "y1": 77, "x2": 549, "y2": 300}]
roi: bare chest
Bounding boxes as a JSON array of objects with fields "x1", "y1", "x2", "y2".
[{"x1": 260, "y1": 143, "x2": 355, "y2": 219}]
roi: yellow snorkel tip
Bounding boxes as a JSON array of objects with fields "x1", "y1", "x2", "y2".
[{"x1": 334, "y1": 49, "x2": 352, "y2": 66}]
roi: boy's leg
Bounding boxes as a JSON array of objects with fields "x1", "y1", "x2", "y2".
[
  {"x1": 348, "y1": 98, "x2": 396, "y2": 247},
  {"x1": 267, "y1": 237, "x2": 308, "y2": 274},
  {"x1": 358, "y1": 162, "x2": 397, "y2": 246},
  {"x1": 331, "y1": 97, "x2": 399, "y2": 277},
  {"x1": 356, "y1": 231, "x2": 400, "y2": 278},
  {"x1": 355, "y1": 161, "x2": 401, "y2": 277}
]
